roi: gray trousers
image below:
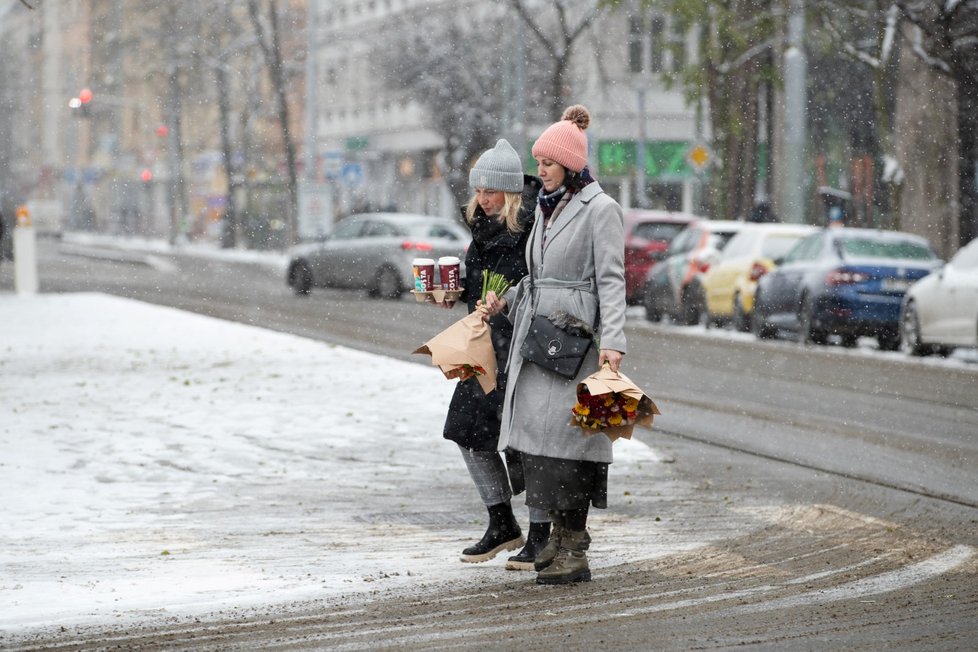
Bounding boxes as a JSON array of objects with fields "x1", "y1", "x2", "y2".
[{"x1": 458, "y1": 446, "x2": 549, "y2": 523}]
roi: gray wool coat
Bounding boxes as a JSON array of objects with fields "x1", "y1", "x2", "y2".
[{"x1": 498, "y1": 181, "x2": 627, "y2": 464}]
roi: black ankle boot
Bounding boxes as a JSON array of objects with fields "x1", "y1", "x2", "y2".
[
  {"x1": 505, "y1": 521, "x2": 551, "y2": 570},
  {"x1": 460, "y1": 501, "x2": 524, "y2": 563}
]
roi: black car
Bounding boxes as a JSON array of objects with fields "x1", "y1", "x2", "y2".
[{"x1": 751, "y1": 227, "x2": 941, "y2": 349}]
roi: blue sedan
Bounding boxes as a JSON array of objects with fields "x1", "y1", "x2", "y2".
[{"x1": 751, "y1": 227, "x2": 942, "y2": 349}]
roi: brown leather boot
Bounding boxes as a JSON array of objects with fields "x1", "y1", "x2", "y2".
[
  {"x1": 535, "y1": 529, "x2": 592, "y2": 585},
  {"x1": 533, "y1": 512, "x2": 565, "y2": 572}
]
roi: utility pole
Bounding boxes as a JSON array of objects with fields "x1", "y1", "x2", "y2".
[
  {"x1": 634, "y1": 2, "x2": 651, "y2": 209},
  {"x1": 298, "y1": 0, "x2": 333, "y2": 241},
  {"x1": 781, "y1": 0, "x2": 807, "y2": 224},
  {"x1": 303, "y1": 0, "x2": 319, "y2": 186}
]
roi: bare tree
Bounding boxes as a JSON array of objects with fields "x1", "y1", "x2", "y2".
[
  {"x1": 811, "y1": 1, "x2": 904, "y2": 229},
  {"x1": 248, "y1": 0, "x2": 300, "y2": 247},
  {"x1": 158, "y1": 2, "x2": 194, "y2": 244},
  {"x1": 197, "y1": 4, "x2": 257, "y2": 249},
  {"x1": 896, "y1": 0, "x2": 978, "y2": 247},
  {"x1": 509, "y1": 0, "x2": 604, "y2": 121},
  {"x1": 620, "y1": 0, "x2": 780, "y2": 221},
  {"x1": 380, "y1": 11, "x2": 547, "y2": 207}
]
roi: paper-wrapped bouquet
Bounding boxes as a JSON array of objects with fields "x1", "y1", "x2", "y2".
[
  {"x1": 413, "y1": 271, "x2": 514, "y2": 395},
  {"x1": 570, "y1": 363, "x2": 660, "y2": 442},
  {"x1": 413, "y1": 308, "x2": 497, "y2": 394}
]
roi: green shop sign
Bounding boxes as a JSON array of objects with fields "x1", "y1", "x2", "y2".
[{"x1": 598, "y1": 141, "x2": 693, "y2": 180}]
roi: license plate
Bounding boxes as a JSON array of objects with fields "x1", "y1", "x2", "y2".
[{"x1": 882, "y1": 278, "x2": 910, "y2": 292}]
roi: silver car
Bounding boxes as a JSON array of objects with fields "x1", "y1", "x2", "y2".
[{"x1": 286, "y1": 212, "x2": 470, "y2": 299}]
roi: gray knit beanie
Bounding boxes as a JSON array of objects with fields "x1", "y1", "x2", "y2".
[{"x1": 469, "y1": 139, "x2": 524, "y2": 192}]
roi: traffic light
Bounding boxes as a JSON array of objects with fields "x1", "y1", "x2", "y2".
[{"x1": 69, "y1": 88, "x2": 93, "y2": 117}]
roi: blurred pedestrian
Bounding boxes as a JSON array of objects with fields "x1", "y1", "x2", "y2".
[
  {"x1": 481, "y1": 105, "x2": 628, "y2": 585},
  {"x1": 435, "y1": 139, "x2": 550, "y2": 569},
  {"x1": 748, "y1": 201, "x2": 779, "y2": 223}
]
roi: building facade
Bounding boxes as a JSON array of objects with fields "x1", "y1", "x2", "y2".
[{"x1": 308, "y1": 0, "x2": 704, "y2": 222}]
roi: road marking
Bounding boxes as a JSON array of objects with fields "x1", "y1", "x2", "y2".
[{"x1": 726, "y1": 544, "x2": 974, "y2": 614}]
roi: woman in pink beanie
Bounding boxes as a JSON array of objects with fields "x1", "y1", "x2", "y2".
[{"x1": 480, "y1": 104, "x2": 628, "y2": 585}]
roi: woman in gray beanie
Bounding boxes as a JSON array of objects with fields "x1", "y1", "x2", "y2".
[{"x1": 436, "y1": 138, "x2": 549, "y2": 570}]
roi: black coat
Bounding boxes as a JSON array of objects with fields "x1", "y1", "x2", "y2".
[{"x1": 443, "y1": 175, "x2": 541, "y2": 451}]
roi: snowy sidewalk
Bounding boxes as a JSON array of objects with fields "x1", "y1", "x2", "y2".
[{"x1": 0, "y1": 292, "x2": 672, "y2": 634}]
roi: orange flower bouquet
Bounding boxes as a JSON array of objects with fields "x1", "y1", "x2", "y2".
[
  {"x1": 570, "y1": 363, "x2": 660, "y2": 441},
  {"x1": 443, "y1": 363, "x2": 488, "y2": 382}
]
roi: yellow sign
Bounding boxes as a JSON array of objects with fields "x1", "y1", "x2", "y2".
[
  {"x1": 686, "y1": 144, "x2": 712, "y2": 172},
  {"x1": 15, "y1": 205, "x2": 31, "y2": 227}
]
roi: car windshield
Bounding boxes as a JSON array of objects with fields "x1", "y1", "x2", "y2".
[
  {"x1": 403, "y1": 222, "x2": 456, "y2": 238},
  {"x1": 761, "y1": 235, "x2": 807, "y2": 260},
  {"x1": 709, "y1": 231, "x2": 739, "y2": 251},
  {"x1": 632, "y1": 222, "x2": 685, "y2": 241},
  {"x1": 838, "y1": 237, "x2": 935, "y2": 260}
]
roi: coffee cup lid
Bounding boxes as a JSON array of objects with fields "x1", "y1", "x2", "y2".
[
  {"x1": 437, "y1": 256, "x2": 460, "y2": 264},
  {"x1": 412, "y1": 258, "x2": 435, "y2": 265}
]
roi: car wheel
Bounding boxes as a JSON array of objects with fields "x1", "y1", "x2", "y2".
[
  {"x1": 839, "y1": 334, "x2": 858, "y2": 348},
  {"x1": 934, "y1": 346, "x2": 954, "y2": 358},
  {"x1": 643, "y1": 286, "x2": 662, "y2": 322},
  {"x1": 289, "y1": 261, "x2": 313, "y2": 296},
  {"x1": 899, "y1": 302, "x2": 928, "y2": 356},
  {"x1": 877, "y1": 330, "x2": 901, "y2": 351},
  {"x1": 681, "y1": 285, "x2": 705, "y2": 327},
  {"x1": 732, "y1": 294, "x2": 750, "y2": 332},
  {"x1": 799, "y1": 294, "x2": 826, "y2": 345},
  {"x1": 373, "y1": 265, "x2": 402, "y2": 300},
  {"x1": 750, "y1": 291, "x2": 775, "y2": 339}
]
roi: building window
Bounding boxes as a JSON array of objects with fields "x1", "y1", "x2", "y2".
[
  {"x1": 629, "y1": 12, "x2": 681, "y2": 74},
  {"x1": 650, "y1": 16, "x2": 665, "y2": 73}
]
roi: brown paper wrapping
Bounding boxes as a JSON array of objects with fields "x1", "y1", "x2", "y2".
[
  {"x1": 413, "y1": 310, "x2": 497, "y2": 394},
  {"x1": 571, "y1": 364, "x2": 661, "y2": 442}
]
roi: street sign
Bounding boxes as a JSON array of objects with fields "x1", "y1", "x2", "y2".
[
  {"x1": 323, "y1": 150, "x2": 343, "y2": 179},
  {"x1": 341, "y1": 163, "x2": 364, "y2": 187},
  {"x1": 686, "y1": 142, "x2": 713, "y2": 173},
  {"x1": 298, "y1": 182, "x2": 334, "y2": 240}
]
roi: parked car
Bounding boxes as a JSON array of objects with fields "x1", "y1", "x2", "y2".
[
  {"x1": 286, "y1": 212, "x2": 470, "y2": 299},
  {"x1": 699, "y1": 223, "x2": 818, "y2": 330},
  {"x1": 751, "y1": 227, "x2": 942, "y2": 349},
  {"x1": 642, "y1": 219, "x2": 748, "y2": 325},
  {"x1": 623, "y1": 210, "x2": 698, "y2": 304},
  {"x1": 900, "y1": 236, "x2": 978, "y2": 356}
]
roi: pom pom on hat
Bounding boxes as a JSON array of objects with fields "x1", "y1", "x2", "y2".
[
  {"x1": 469, "y1": 138, "x2": 525, "y2": 192},
  {"x1": 531, "y1": 104, "x2": 591, "y2": 172}
]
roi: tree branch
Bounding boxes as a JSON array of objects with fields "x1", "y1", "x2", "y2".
[{"x1": 508, "y1": 0, "x2": 560, "y2": 61}]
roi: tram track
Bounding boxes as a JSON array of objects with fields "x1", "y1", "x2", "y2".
[{"x1": 652, "y1": 425, "x2": 978, "y2": 511}]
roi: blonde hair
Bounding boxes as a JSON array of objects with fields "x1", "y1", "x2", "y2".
[{"x1": 465, "y1": 191, "x2": 524, "y2": 233}]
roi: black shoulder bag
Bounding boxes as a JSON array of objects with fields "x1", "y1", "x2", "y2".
[{"x1": 520, "y1": 309, "x2": 593, "y2": 379}]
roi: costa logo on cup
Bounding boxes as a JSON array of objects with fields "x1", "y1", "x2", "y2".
[
  {"x1": 438, "y1": 256, "x2": 461, "y2": 290},
  {"x1": 412, "y1": 258, "x2": 436, "y2": 292}
]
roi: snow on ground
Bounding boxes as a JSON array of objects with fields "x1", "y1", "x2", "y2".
[{"x1": 0, "y1": 292, "x2": 673, "y2": 634}]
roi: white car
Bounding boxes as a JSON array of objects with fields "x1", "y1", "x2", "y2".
[{"x1": 900, "y1": 237, "x2": 978, "y2": 355}]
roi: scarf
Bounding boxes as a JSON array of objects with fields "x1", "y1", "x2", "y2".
[
  {"x1": 537, "y1": 185, "x2": 567, "y2": 221},
  {"x1": 469, "y1": 209, "x2": 507, "y2": 246}
]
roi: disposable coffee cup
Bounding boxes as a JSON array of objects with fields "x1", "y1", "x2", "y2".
[
  {"x1": 438, "y1": 256, "x2": 461, "y2": 290},
  {"x1": 412, "y1": 258, "x2": 436, "y2": 292}
]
